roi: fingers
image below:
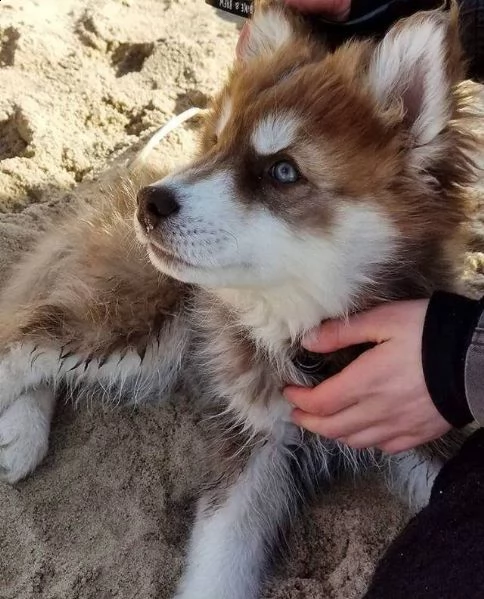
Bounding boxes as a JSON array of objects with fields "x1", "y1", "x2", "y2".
[
  {"x1": 377, "y1": 437, "x2": 422, "y2": 454},
  {"x1": 291, "y1": 414, "x2": 422, "y2": 453},
  {"x1": 377, "y1": 420, "x2": 451, "y2": 454},
  {"x1": 292, "y1": 409, "x2": 422, "y2": 453},
  {"x1": 291, "y1": 398, "x2": 386, "y2": 439},
  {"x1": 285, "y1": 0, "x2": 351, "y2": 19},
  {"x1": 285, "y1": 342, "x2": 386, "y2": 415},
  {"x1": 290, "y1": 396, "x2": 443, "y2": 452},
  {"x1": 291, "y1": 407, "x2": 399, "y2": 449},
  {"x1": 340, "y1": 427, "x2": 398, "y2": 450},
  {"x1": 302, "y1": 314, "x2": 383, "y2": 355},
  {"x1": 285, "y1": 299, "x2": 434, "y2": 453},
  {"x1": 302, "y1": 304, "x2": 404, "y2": 354},
  {"x1": 285, "y1": 366, "x2": 361, "y2": 415},
  {"x1": 284, "y1": 379, "x2": 355, "y2": 415}
]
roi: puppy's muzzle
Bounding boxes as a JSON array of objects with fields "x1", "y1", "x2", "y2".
[{"x1": 137, "y1": 185, "x2": 180, "y2": 232}]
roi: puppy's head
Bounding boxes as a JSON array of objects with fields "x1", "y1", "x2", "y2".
[{"x1": 136, "y1": 2, "x2": 474, "y2": 313}]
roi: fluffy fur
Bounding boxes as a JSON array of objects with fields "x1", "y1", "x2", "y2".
[{"x1": 0, "y1": 3, "x2": 480, "y2": 598}]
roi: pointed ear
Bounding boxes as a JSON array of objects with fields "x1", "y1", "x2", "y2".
[
  {"x1": 237, "y1": 3, "x2": 295, "y2": 63},
  {"x1": 368, "y1": 7, "x2": 462, "y2": 150}
]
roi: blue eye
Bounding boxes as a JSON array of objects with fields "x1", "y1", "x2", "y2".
[{"x1": 269, "y1": 160, "x2": 300, "y2": 184}]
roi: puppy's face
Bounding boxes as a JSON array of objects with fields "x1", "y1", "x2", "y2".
[{"x1": 136, "y1": 4, "x2": 465, "y2": 310}]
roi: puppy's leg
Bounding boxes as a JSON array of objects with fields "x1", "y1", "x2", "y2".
[
  {"x1": 0, "y1": 343, "x2": 59, "y2": 482},
  {"x1": 0, "y1": 182, "x2": 189, "y2": 483},
  {"x1": 385, "y1": 450, "x2": 443, "y2": 512},
  {"x1": 174, "y1": 436, "x2": 309, "y2": 599},
  {"x1": 0, "y1": 386, "x2": 54, "y2": 484},
  {"x1": 0, "y1": 317, "x2": 187, "y2": 484}
]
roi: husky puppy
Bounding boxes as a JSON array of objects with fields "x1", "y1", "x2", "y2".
[{"x1": 0, "y1": 2, "x2": 479, "y2": 597}]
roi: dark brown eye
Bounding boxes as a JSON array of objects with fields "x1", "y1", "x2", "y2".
[{"x1": 268, "y1": 160, "x2": 300, "y2": 184}]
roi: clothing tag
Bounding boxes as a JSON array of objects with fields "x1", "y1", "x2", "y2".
[{"x1": 205, "y1": 0, "x2": 253, "y2": 19}]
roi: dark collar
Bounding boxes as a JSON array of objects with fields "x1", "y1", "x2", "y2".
[
  {"x1": 292, "y1": 349, "x2": 330, "y2": 381},
  {"x1": 293, "y1": 341, "x2": 376, "y2": 383}
]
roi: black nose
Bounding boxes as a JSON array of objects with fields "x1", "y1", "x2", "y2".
[{"x1": 137, "y1": 186, "x2": 180, "y2": 231}]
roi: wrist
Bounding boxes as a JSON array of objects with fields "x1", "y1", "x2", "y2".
[{"x1": 422, "y1": 291, "x2": 483, "y2": 428}]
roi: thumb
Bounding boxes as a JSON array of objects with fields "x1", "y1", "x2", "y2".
[{"x1": 303, "y1": 309, "x2": 393, "y2": 354}]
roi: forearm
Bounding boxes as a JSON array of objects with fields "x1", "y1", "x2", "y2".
[
  {"x1": 464, "y1": 309, "x2": 484, "y2": 422},
  {"x1": 422, "y1": 291, "x2": 484, "y2": 427}
]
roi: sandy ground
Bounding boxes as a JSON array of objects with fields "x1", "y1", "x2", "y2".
[{"x1": 1, "y1": 1, "x2": 484, "y2": 598}]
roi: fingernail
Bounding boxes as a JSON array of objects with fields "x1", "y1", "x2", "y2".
[
  {"x1": 302, "y1": 328, "x2": 319, "y2": 350},
  {"x1": 283, "y1": 386, "x2": 297, "y2": 400}
]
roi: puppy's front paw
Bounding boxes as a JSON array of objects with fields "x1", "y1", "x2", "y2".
[{"x1": 0, "y1": 389, "x2": 54, "y2": 484}]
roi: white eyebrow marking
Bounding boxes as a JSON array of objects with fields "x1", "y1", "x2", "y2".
[
  {"x1": 215, "y1": 97, "x2": 233, "y2": 137},
  {"x1": 251, "y1": 112, "x2": 299, "y2": 155}
]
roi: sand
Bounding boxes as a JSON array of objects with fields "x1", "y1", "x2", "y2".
[{"x1": 0, "y1": 1, "x2": 483, "y2": 598}]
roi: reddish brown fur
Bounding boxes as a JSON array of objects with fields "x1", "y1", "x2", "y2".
[
  {"x1": 200, "y1": 6, "x2": 476, "y2": 214},
  {"x1": 0, "y1": 175, "x2": 188, "y2": 358},
  {"x1": 0, "y1": 2, "x2": 480, "y2": 380},
  {"x1": 196, "y1": 3, "x2": 480, "y2": 302}
]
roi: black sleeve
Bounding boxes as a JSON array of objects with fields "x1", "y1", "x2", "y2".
[
  {"x1": 421, "y1": 291, "x2": 484, "y2": 427},
  {"x1": 422, "y1": 291, "x2": 484, "y2": 427}
]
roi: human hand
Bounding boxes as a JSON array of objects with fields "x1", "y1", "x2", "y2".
[
  {"x1": 284, "y1": 301, "x2": 452, "y2": 454},
  {"x1": 236, "y1": 0, "x2": 351, "y2": 58},
  {"x1": 284, "y1": 0, "x2": 351, "y2": 19}
]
